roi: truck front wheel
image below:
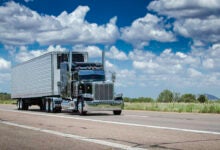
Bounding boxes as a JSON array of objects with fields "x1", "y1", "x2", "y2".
[{"x1": 113, "y1": 110, "x2": 122, "y2": 115}]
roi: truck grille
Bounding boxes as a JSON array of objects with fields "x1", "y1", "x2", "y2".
[{"x1": 94, "y1": 83, "x2": 113, "y2": 100}]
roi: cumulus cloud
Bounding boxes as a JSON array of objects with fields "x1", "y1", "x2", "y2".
[
  {"x1": 0, "y1": 2, "x2": 119, "y2": 46},
  {"x1": 148, "y1": 0, "x2": 220, "y2": 18},
  {"x1": 148, "y1": 0, "x2": 220, "y2": 47},
  {"x1": 72, "y1": 45, "x2": 102, "y2": 58},
  {"x1": 121, "y1": 14, "x2": 176, "y2": 48},
  {"x1": 0, "y1": 57, "x2": 11, "y2": 70},
  {"x1": 15, "y1": 45, "x2": 67, "y2": 63},
  {"x1": 126, "y1": 44, "x2": 220, "y2": 93},
  {"x1": 174, "y1": 16, "x2": 220, "y2": 45},
  {"x1": 0, "y1": 57, "x2": 11, "y2": 91},
  {"x1": 106, "y1": 46, "x2": 128, "y2": 60}
]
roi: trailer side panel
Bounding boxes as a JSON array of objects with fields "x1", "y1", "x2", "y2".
[{"x1": 11, "y1": 53, "x2": 54, "y2": 98}]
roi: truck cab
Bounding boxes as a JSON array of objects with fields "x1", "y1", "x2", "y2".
[{"x1": 60, "y1": 60, "x2": 123, "y2": 115}]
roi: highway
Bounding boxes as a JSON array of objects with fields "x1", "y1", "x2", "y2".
[{"x1": 0, "y1": 104, "x2": 220, "y2": 150}]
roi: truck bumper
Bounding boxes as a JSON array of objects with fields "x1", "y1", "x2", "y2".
[{"x1": 83, "y1": 100, "x2": 123, "y2": 112}]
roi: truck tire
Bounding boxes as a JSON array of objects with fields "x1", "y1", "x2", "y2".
[
  {"x1": 113, "y1": 110, "x2": 122, "y2": 115},
  {"x1": 17, "y1": 99, "x2": 22, "y2": 110},
  {"x1": 50, "y1": 99, "x2": 54, "y2": 112},
  {"x1": 18, "y1": 99, "x2": 28, "y2": 110},
  {"x1": 45, "y1": 99, "x2": 50, "y2": 112},
  {"x1": 78, "y1": 101, "x2": 87, "y2": 115},
  {"x1": 23, "y1": 102, "x2": 29, "y2": 110}
]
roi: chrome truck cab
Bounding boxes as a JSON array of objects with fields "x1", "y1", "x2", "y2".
[{"x1": 59, "y1": 55, "x2": 123, "y2": 115}]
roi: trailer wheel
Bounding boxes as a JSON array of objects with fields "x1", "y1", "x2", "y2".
[
  {"x1": 45, "y1": 99, "x2": 50, "y2": 112},
  {"x1": 18, "y1": 99, "x2": 28, "y2": 110},
  {"x1": 23, "y1": 102, "x2": 29, "y2": 110},
  {"x1": 17, "y1": 99, "x2": 22, "y2": 110},
  {"x1": 50, "y1": 99, "x2": 56, "y2": 113},
  {"x1": 113, "y1": 110, "x2": 122, "y2": 115}
]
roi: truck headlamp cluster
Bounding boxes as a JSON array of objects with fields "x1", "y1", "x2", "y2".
[{"x1": 78, "y1": 84, "x2": 92, "y2": 94}]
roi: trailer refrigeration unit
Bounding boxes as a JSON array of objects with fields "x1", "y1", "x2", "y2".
[{"x1": 11, "y1": 51, "x2": 123, "y2": 115}]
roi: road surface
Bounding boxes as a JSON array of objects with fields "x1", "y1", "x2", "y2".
[{"x1": 0, "y1": 104, "x2": 220, "y2": 150}]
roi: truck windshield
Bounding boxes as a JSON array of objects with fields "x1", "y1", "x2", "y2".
[{"x1": 78, "y1": 70, "x2": 105, "y2": 81}]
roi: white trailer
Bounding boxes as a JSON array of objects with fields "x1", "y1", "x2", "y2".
[{"x1": 11, "y1": 51, "x2": 123, "y2": 115}]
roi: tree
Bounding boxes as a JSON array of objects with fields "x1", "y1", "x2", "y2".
[
  {"x1": 173, "y1": 92, "x2": 181, "y2": 102},
  {"x1": 197, "y1": 94, "x2": 207, "y2": 103},
  {"x1": 180, "y1": 94, "x2": 196, "y2": 103},
  {"x1": 157, "y1": 89, "x2": 173, "y2": 102}
]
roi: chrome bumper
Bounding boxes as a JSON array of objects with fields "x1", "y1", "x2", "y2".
[{"x1": 84, "y1": 100, "x2": 123, "y2": 112}]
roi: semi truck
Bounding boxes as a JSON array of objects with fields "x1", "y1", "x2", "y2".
[{"x1": 11, "y1": 51, "x2": 123, "y2": 115}]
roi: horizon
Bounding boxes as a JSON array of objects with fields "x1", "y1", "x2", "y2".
[{"x1": 1, "y1": 0, "x2": 220, "y2": 98}]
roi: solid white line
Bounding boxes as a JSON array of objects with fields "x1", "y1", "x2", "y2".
[
  {"x1": 0, "y1": 120, "x2": 145, "y2": 150},
  {"x1": 125, "y1": 115, "x2": 149, "y2": 118},
  {"x1": 1, "y1": 108, "x2": 220, "y2": 135}
]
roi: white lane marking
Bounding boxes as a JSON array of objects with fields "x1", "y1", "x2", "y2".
[
  {"x1": 125, "y1": 115, "x2": 149, "y2": 118},
  {"x1": 0, "y1": 120, "x2": 145, "y2": 150},
  {"x1": 1, "y1": 108, "x2": 220, "y2": 135}
]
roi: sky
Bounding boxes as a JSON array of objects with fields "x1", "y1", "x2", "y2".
[{"x1": 0, "y1": 0, "x2": 220, "y2": 98}]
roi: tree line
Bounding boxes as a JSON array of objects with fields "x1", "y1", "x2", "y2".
[
  {"x1": 157, "y1": 89, "x2": 207, "y2": 103},
  {"x1": 0, "y1": 92, "x2": 12, "y2": 100},
  {"x1": 0, "y1": 91, "x2": 217, "y2": 103},
  {"x1": 124, "y1": 89, "x2": 215, "y2": 103}
]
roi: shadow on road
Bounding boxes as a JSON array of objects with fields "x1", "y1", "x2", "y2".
[{"x1": 16, "y1": 107, "x2": 113, "y2": 116}]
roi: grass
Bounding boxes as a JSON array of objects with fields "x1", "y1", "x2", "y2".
[
  {"x1": 124, "y1": 102, "x2": 220, "y2": 114},
  {"x1": 1, "y1": 99, "x2": 220, "y2": 114},
  {"x1": 0, "y1": 99, "x2": 17, "y2": 104}
]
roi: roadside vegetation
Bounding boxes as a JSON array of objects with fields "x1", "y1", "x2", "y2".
[
  {"x1": 0, "y1": 93, "x2": 16, "y2": 104},
  {"x1": 1, "y1": 91, "x2": 220, "y2": 113},
  {"x1": 124, "y1": 89, "x2": 220, "y2": 114}
]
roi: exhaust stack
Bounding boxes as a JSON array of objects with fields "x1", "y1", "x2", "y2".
[{"x1": 102, "y1": 50, "x2": 105, "y2": 71}]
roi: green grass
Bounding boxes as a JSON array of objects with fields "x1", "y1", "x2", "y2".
[
  {"x1": 124, "y1": 102, "x2": 220, "y2": 114},
  {"x1": 0, "y1": 99, "x2": 17, "y2": 104}
]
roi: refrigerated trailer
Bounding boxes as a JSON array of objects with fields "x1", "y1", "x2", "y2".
[{"x1": 11, "y1": 51, "x2": 123, "y2": 115}]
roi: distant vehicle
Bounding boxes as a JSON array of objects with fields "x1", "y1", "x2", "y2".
[{"x1": 11, "y1": 51, "x2": 123, "y2": 115}]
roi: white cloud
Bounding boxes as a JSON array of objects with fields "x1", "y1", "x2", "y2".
[
  {"x1": 129, "y1": 49, "x2": 156, "y2": 61},
  {"x1": 72, "y1": 45, "x2": 102, "y2": 58},
  {"x1": 174, "y1": 16, "x2": 220, "y2": 45},
  {"x1": 126, "y1": 44, "x2": 220, "y2": 94},
  {"x1": 106, "y1": 46, "x2": 128, "y2": 60},
  {"x1": 133, "y1": 60, "x2": 159, "y2": 70},
  {"x1": 176, "y1": 52, "x2": 187, "y2": 58},
  {"x1": 121, "y1": 14, "x2": 175, "y2": 48},
  {"x1": 148, "y1": 0, "x2": 220, "y2": 47},
  {"x1": 148, "y1": 0, "x2": 220, "y2": 18},
  {"x1": 0, "y1": 2, "x2": 119, "y2": 46},
  {"x1": 105, "y1": 60, "x2": 115, "y2": 70},
  {"x1": 15, "y1": 45, "x2": 67, "y2": 63},
  {"x1": 187, "y1": 68, "x2": 202, "y2": 77},
  {"x1": 0, "y1": 57, "x2": 11, "y2": 70}
]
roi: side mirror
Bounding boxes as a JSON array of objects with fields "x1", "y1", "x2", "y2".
[
  {"x1": 57, "y1": 81, "x2": 61, "y2": 87},
  {"x1": 111, "y1": 72, "x2": 116, "y2": 83}
]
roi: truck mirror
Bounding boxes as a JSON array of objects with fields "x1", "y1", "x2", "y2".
[
  {"x1": 57, "y1": 81, "x2": 61, "y2": 86},
  {"x1": 112, "y1": 72, "x2": 116, "y2": 83}
]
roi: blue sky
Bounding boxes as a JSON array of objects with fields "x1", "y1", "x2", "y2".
[{"x1": 0, "y1": 0, "x2": 220, "y2": 98}]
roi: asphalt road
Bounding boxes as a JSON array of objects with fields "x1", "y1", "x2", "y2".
[{"x1": 0, "y1": 104, "x2": 220, "y2": 150}]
